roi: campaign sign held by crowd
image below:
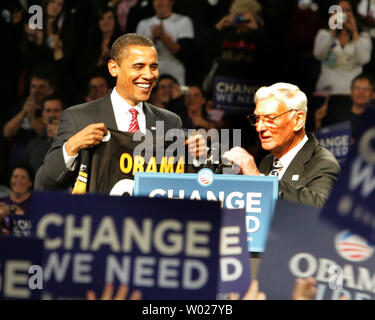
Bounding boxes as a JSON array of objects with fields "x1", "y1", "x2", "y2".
[
  {"x1": 258, "y1": 200, "x2": 375, "y2": 300},
  {"x1": 321, "y1": 108, "x2": 375, "y2": 243},
  {"x1": 218, "y1": 209, "x2": 251, "y2": 299},
  {"x1": 213, "y1": 76, "x2": 261, "y2": 115},
  {"x1": 134, "y1": 169, "x2": 278, "y2": 252},
  {"x1": 30, "y1": 192, "x2": 222, "y2": 299},
  {"x1": 314, "y1": 121, "x2": 351, "y2": 164},
  {"x1": 0, "y1": 237, "x2": 44, "y2": 299}
]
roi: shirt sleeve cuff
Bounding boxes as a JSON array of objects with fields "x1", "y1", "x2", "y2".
[{"x1": 63, "y1": 142, "x2": 78, "y2": 171}]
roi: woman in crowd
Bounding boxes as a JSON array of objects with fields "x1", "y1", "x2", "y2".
[
  {"x1": 182, "y1": 85, "x2": 215, "y2": 130},
  {"x1": 79, "y1": 6, "x2": 122, "y2": 90},
  {"x1": 0, "y1": 165, "x2": 33, "y2": 237},
  {"x1": 23, "y1": 0, "x2": 73, "y2": 67},
  {"x1": 313, "y1": 0, "x2": 372, "y2": 96},
  {"x1": 150, "y1": 74, "x2": 188, "y2": 120}
]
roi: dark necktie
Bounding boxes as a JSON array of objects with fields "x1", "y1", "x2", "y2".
[{"x1": 269, "y1": 158, "x2": 283, "y2": 176}]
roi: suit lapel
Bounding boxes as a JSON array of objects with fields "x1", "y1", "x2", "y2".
[
  {"x1": 94, "y1": 94, "x2": 118, "y2": 130},
  {"x1": 143, "y1": 102, "x2": 158, "y2": 131},
  {"x1": 282, "y1": 134, "x2": 317, "y2": 181},
  {"x1": 261, "y1": 155, "x2": 274, "y2": 175}
]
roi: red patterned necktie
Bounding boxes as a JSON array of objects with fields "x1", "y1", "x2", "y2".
[{"x1": 128, "y1": 108, "x2": 139, "y2": 133}]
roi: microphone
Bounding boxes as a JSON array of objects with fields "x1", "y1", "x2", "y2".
[{"x1": 205, "y1": 141, "x2": 234, "y2": 173}]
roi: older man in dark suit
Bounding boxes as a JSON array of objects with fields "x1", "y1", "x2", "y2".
[
  {"x1": 223, "y1": 82, "x2": 340, "y2": 207},
  {"x1": 35, "y1": 33, "x2": 182, "y2": 191}
]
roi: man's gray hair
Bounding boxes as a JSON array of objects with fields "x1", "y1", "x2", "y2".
[
  {"x1": 254, "y1": 82, "x2": 308, "y2": 113},
  {"x1": 111, "y1": 33, "x2": 156, "y2": 65}
]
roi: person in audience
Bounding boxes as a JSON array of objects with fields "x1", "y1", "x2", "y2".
[
  {"x1": 3, "y1": 71, "x2": 56, "y2": 167},
  {"x1": 313, "y1": 0, "x2": 372, "y2": 96},
  {"x1": 22, "y1": 0, "x2": 75, "y2": 68},
  {"x1": 315, "y1": 73, "x2": 375, "y2": 137},
  {"x1": 149, "y1": 74, "x2": 188, "y2": 121},
  {"x1": 85, "y1": 74, "x2": 111, "y2": 102},
  {"x1": 182, "y1": 85, "x2": 215, "y2": 130},
  {"x1": 202, "y1": 0, "x2": 267, "y2": 91},
  {"x1": 24, "y1": 96, "x2": 64, "y2": 174},
  {"x1": 79, "y1": 6, "x2": 122, "y2": 91},
  {"x1": 151, "y1": 74, "x2": 181, "y2": 109},
  {"x1": 125, "y1": 0, "x2": 155, "y2": 33},
  {"x1": 136, "y1": 0, "x2": 194, "y2": 85},
  {"x1": 223, "y1": 82, "x2": 340, "y2": 208},
  {"x1": 106, "y1": 0, "x2": 139, "y2": 33},
  {"x1": 0, "y1": 165, "x2": 33, "y2": 236}
]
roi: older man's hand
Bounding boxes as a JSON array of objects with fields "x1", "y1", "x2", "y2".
[{"x1": 223, "y1": 147, "x2": 260, "y2": 176}]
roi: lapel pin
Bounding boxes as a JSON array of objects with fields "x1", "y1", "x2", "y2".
[{"x1": 292, "y1": 175, "x2": 299, "y2": 181}]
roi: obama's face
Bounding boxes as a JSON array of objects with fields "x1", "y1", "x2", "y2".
[{"x1": 109, "y1": 45, "x2": 159, "y2": 106}]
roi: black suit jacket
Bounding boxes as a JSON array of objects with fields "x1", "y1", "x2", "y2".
[
  {"x1": 34, "y1": 94, "x2": 182, "y2": 190},
  {"x1": 259, "y1": 134, "x2": 340, "y2": 207}
]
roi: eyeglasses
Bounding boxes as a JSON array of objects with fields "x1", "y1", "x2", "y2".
[{"x1": 247, "y1": 109, "x2": 296, "y2": 127}]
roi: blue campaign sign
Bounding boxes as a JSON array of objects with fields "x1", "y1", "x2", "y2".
[
  {"x1": 134, "y1": 169, "x2": 278, "y2": 252},
  {"x1": 258, "y1": 200, "x2": 375, "y2": 300},
  {"x1": 29, "y1": 192, "x2": 222, "y2": 300},
  {"x1": 0, "y1": 237, "x2": 44, "y2": 300},
  {"x1": 213, "y1": 76, "x2": 262, "y2": 115},
  {"x1": 218, "y1": 209, "x2": 251, "y2": 299},
  {"x1": 320, "y1": 108, "x2": 375, "y2": 243},
  {"x1": 314, "y1": 121, "x2": 351, "y2": 163}
]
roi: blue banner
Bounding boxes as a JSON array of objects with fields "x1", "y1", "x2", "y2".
[
  {"x1": 30, "y1": 192, "x2": 222, "y2": 299},
  {"x1": 258, "y1": 200, "x2": 375, "y2": 300},
  {"x1": 213, "y1": 76, "x2": 262, "y2": 115},
  {"x1": 218, "y1": 209, "x2": 251, "y2": 299},
  {"x1": 134, "y1": 169, "x2": 278, "y2": 252},
  {"x1": 0, "y1": 237, "x2": 43, "y2": 300},
  {"x1": 321, "y1": 108, "x2": 375, "y2": 243},
  {"x1": 314, "y1": 121, "x2": 351, "y2": 164}
]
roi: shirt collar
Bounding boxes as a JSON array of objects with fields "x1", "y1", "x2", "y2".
[
  {"x1": 111, "y1": 87, "x2": 144, "y2": 114},
  {"x1": 279, "y1": 135, "x2": 308, "y2": 168}
]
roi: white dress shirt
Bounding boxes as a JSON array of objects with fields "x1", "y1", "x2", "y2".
[
  {"x1": 110, "y1": 87, "x2": 146, "y2": 134},
  {"x1": 63, "y1": 87, "x2": 146, "y2": 170},
  {"x1": 275, "y1": 135, "x2": 308, "y2": 180}
]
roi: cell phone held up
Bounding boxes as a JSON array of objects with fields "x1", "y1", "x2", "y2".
[{"x1": 233, "y1": 14, "x2": 250, "y2": 25}]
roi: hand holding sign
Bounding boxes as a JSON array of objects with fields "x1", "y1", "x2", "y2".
[
  {"x1": 291, "y1": 277, "x2": 317, "y2": 300},
  {"x1": 228, "y1": 280, "x2": 266, "y2": 300},
  {"x1": 87, "y1": 284, "x2": 142, "y2": 300}
]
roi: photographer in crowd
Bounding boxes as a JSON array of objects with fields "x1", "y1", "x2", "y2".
[{"x1": 24, "y1": 96, "x2": 64, "y2": 174}]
